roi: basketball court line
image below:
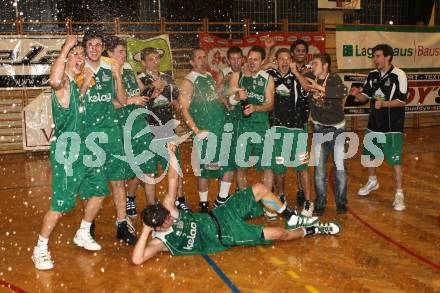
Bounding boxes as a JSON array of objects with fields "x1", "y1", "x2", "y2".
[
  {"x1": 0, "y1": 280, "x2": 27, "y2": 293},
  {"x1": 348, "y1": 207, "x2": 440, "y2": 271},
  {"x1": 201, "y1": 254, "x2": 240, "y2": 293}
]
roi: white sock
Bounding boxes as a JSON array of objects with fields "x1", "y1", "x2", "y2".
[
  {"x1": 218, "y1": 181, "x2": 232, "y2": 199},
  {"x1": 199, "y1": 191, "x2": 208, "y2": 202},
  {"x1": 396, "y1": 188, "x2": 403, "y2": 194},
  {"x1": 369, "y1": 176, "x2": 377, "y2": 182},
  {"x1": 80, "y1": 220, "x2": 92, "y2": 230},
  {"x1": 37, "y1": 235, "x2": 49, "y2": 249}
]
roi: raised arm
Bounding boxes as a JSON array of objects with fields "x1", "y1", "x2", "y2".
[
  {"x1": 49, "y1": 36, "x2": 79, "y2": 108},
  {"x1": 162, "y1": 144, "x2": 179, "y2": 216},
  {"x1": 49, "y1": 36, "x2": 78, "y2": 89},
  {"x1": 290, "y1": 62, "x2": 313, "y2": 92},
  {"x1": 131, "y1": 225, "x2": 166, "y2": 265},
  {"x1": 178, "y1": 79, "x2": 199, "y2": 133}
]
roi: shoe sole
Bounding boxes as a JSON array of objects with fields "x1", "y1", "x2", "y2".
[
  {"x1": 323, "y1": 222, "x2": 342, "y2": 235},
  {"x1": 73, "y1": 237, "x2": 101, "y2": 251},
  {"x1": 358, "y1": 183, "x2": 379, "y2": 196},
  {"x1": 32, "y1": 256, "x2": 53, "y2": 270},
  {"x1": 331, "y1": 222, "x2": 342, "y2": 234},
  {"x1": 393, "y1": 206, "x2": 406, "y2": 212}
]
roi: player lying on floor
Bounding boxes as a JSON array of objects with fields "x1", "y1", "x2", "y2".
[{"x1": 132, "y1": 145, "x2": 341, "y2": 265}]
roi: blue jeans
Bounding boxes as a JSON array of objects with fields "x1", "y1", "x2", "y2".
[{"x1": 311, "y1": 124, "x2": 348, "y2": 210}]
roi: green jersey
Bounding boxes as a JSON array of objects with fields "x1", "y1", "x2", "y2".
[
  {"x1": 51, "y1": 75, "x2": 84, "y2": 140},
  {"x1": 83, "y1": 60, "x2": 119, "y2": 129},
  {"x1": 186, "y1": 71, "x2": 226, "y2": 134},
  {"x1": 50, "y1": 75, "x2": 84, "y2": 165},
  {"x1": 152, "y1": 211, "x2": 227, "y2": 256},
  {"x1": 238, "y1": 70, "x2": 270, "y2": 124},
  {"x1": 119, "y1": 63, "x2": 149, "y2": 133},
  {"x1": 221, "y1": 67, "x2": 242, "y2": 122}
]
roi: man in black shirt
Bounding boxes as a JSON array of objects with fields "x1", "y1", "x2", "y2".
[
  {"x1": 350, "y1": 44, "x2": 407, "y2": 212},
  {"x1": 266, "y1": 48, "x2": 314, "y2": 217},
  {"x1": 125, "y1": 47, "x2": 190, "y2": 215},
  {"x1": 290, "y1": 40, "x2": 312, "y2": 208},
  {"x1": 294, "y1": 53, "x2": 348, "y2": 215}
]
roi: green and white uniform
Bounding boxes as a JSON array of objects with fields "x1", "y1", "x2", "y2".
[
  {"x1": 152, "y1": 188, "x2": 271, "y2": 255},
  {"x1": 220, "y1": 67, "x2": 240, "y2": 172},
  {"x1": 237, "y1": 70, "x2": 271, "y2": 170},
  {"x1": 83, "y1": 60, "x2": 126, "y2": 180},
  {"x1": 118, "y1": 63, "x2": 153, "y2": 180},
  {"x1": 186, "y1": 71, "x2": 226, "y2": 178},
  {"x1": 138, "y1": 71, "x2": 183, "y2": 176},
  {"x1": 50, "y1": 75, "x2": 109, "y2": 212}
]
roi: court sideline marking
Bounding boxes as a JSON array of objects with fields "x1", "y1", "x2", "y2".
[
  {"x1": 348, "y1": 207, "x2": 440, "y2": 271},
  {"x1": 202, "y1": 254, "x2": 240, "y2": 293},
  {"x1": 327, "y1": 169, "x2": 440, "y2": 271},
  {"x1": 0, "y1": 280, "x2": 27, "y2": 293}
]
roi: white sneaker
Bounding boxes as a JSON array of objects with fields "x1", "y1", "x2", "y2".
[
  {"x1": 300, "y1": 201, "x2": 314, "y2": 218},
  {"x1": 32, "y1": 246, "x2": 54, "y2": 270},
  {"x1": 285, "y1": 214, "x2": 320, "y2": 230},
  {"x1": 315, "y1": 221, "x2": 341, "y2": 235},
  {"x1": 358, "y1": 180, "x2": 379, "y2": 196},
  {"x1": 393, "y1": 191, "x2": 406, "y2": 211},
  {"x1": 73, "y1": 228, "x2": 102, "y2": 251}
]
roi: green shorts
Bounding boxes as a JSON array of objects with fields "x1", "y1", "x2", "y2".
[
  {"x1": 236, "y1": 121, "x2": 270, "y2": 171},
  {"x1": 193, "y1": 132, "x2": 224, "y2": 179},
  {"x1": 87, "y1": 126, "x2": 127, "y2": 181},
  {"x1": 362, "y1": 130, "x2": 403, "y2": 166},
  {"x1": 142, "y1": 139, "x2": 182, "y2": 176},
  {"x1": 212, "y1": 188, "x2": 272, "y2": 247},
  {"x1": 123, "y1": 130, "x2": 154, "y2": 180},
  {"x1": 219, "y1": 121, "x2": 238, "y2": 173},
  {"x1": 50, "y1": 150, "x2": 109, "y2": 213},
  {"x1": 271, "y1": 126, "x2": 309, "y2": 174}
]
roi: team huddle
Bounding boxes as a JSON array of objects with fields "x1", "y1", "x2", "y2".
[{"x1": 32, "y1": 29, "x2": 407, "y2": 270}]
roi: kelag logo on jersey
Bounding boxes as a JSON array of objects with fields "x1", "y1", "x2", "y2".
[
  {"x1": 88, "y1": 93, "x2": 111, "y2": 103},
  {"x1": 183, "y1": 222, "x2": 197, "y2": 250}
]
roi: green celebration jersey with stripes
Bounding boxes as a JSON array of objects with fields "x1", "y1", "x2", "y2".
[
  {"x1": 83, "y1": 60, "x2": 119, "y2": 129},
  {"x1": 118, "y1": 63, "x2": 149, "y2": 133},
  {"x1": 186, "y1": 71, "x2": 226, "y2": 134},
  {"x1": 152, "y1": 211, "x2": 227, "y2": 256},
  {"x1": 50, "y1": 75, "x2": 84, "y2": 164},
  {"x1": 238, "y1": 70, "x2": 269, "y2": 124},
  {"x1": 221, "y1": 67, "x2": 242, "y2": 122}
]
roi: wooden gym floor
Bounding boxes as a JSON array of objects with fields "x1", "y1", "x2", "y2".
[{"x1": 0, "y1": 127, "x2": 439, "y2": 293}]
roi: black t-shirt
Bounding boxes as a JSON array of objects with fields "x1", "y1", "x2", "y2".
[
  {"x1": 305, "y1": 72, "x2": 347, "y2": 126},
  {"x1": 138, "y1": 72, "x2": 179, "y2": 126},
  {"x1": 267, "y1": 68, "x2": 309, "y2": 129},
  {"x1": 361, "y1": 66, "x2": 407, "y2": 133}
]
